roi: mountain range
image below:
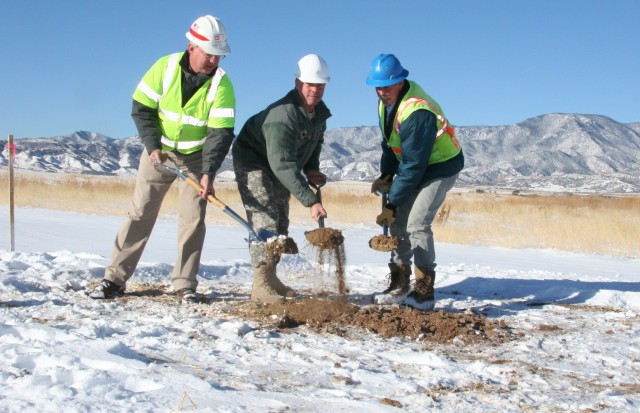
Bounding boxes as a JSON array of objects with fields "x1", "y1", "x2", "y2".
[{"x1": 2, "y1": 113, "x2": 639, "y2": 194}]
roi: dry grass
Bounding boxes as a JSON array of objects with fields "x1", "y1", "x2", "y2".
[
  {"x1": 2, "y1": 171, "x2": 639, "y2": 258},
  {"x1": 435, "y1": 191, "x2": 640, "y2": 258}
]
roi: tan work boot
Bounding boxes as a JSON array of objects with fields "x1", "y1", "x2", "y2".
[
  {"x1": 372, "y1": 263, "x2": 411, "y2": 304},
  {"x1": 250, "y1": 263, "x2": 285, "y2": 304},
  {"x1": 266, "y1": 264, "x2": 297, "y2": 298},
  {"x1": 402, "y1": 267, "x2": 436, "y2": 311}
]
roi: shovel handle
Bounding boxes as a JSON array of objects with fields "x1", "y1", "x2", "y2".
[
  {"x1": 181, "y1": 174, "x2": 226, "y2": 209},
  {"x1": 154, "y1": 160, "x2": 264, "y2": 241},
  {"x1": 314, "y1": 184, "x2": 325, "y2": 228},
  {"x1": 381, "y1": 193, "x2": 389, "y2": 236},
  {"x1": 182, "y1": 175, "x2": 265, "y2": 240}
]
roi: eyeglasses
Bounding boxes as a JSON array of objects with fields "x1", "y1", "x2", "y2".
[{"x1": 196, "y1": 46, "x2": 224, "y2": 61}]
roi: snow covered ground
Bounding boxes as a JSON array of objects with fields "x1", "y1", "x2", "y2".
[{"x1": 1, "y1": 206, "x2": 639, "y2": 412}]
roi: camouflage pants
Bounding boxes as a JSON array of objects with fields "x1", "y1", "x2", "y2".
[{"x1": 234, "y1": 166, "x2": 291, "y2": 267}]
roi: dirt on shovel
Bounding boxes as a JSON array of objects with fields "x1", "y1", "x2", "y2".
[
  {"x1": 305, "y1": 228, "x2": 344, "y2": 248},
  {"x1": 265, "y1": 235, "x2": 299, "y2": 255},
  {"x1": 368, "y1": 234, "x2": 401, "y2": 252}
]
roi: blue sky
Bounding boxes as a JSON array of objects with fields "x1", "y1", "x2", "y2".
[{"x1": 1, "y1": 0, "x2": 638, "y2": 139}]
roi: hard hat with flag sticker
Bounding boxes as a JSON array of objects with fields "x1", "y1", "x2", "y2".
[{"x1": 185, "y1": 15, "x2": 230, "y2": 56}]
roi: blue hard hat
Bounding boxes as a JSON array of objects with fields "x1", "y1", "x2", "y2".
[{"x1": 366, "y1": 54, "x2": 409, "y2": 87}]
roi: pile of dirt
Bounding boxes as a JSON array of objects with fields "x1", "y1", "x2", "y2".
[
  {"x1": 118, "y1": 283, "x2": 514, "y2": 345},
  {"x1": 232, "y1": 298, "x2": 514, "y2": 345},
  {"x1": 334, "y1": 306, "x2": 513, "y2": 344},
  {"x1": 368, "y1": 234, "x2": 401, "y2": 252}
]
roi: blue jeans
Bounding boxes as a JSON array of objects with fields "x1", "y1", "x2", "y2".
[{"x1": 390, "y1": 174, "x2": 458, "y2": 270}]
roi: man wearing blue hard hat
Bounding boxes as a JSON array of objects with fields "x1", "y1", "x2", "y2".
[{"x1": 366, "y1": 54, "x2": 464, "y2": 311}]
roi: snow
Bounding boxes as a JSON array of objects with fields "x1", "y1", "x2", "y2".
[{"x1": 1, "y1": 206, "x2": 639, "y2": 412}]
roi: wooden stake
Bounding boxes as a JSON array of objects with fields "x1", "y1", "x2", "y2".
[{"x1": 8, "y1": 134, "x2": 15, "y2": 251}]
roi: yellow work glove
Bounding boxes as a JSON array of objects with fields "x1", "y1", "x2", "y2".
[
  {"x1": 371, "y1": 174, "x2": 393, "y2": 194},
  {"x1": 376, "y1": 206, "x2": 396, "y2": 227}
]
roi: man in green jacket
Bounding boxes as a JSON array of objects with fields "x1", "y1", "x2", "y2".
[
  {"x1": 89, "y1": 15, "x2": 236, "y2": 303},
  {"x1": 233, "y1": 54, "x2": 331, "y2": 303},
  {"x1": 367, "y1": 54, "x2": 464, "y2": 311}
]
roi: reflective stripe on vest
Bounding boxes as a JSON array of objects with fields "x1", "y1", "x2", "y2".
[
  {"x1": 394, "y1": 97, "x2": 461, "y2": 155},
  {"x1": 139, "y1": 53, "x2": 234, "y2": 153},
  {"x1": 381, "y1": 81, "x2": 461, "y2": 163},
  {"x1": 161, "y1": 135, "x2": 205, "y2": 150}
]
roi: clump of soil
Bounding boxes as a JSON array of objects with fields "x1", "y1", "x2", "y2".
[
  {"x1": 304, "y1": 228, "x2": 344, "y2": 248},
  {"x1": 233, "y1": 299, "x2": 513, "y2": 345},
  {"x1": 368, "y1": 234, "x2": 401, "y2": 252},
  {"x1": 265, "y1": 235, "x2": 299, "y2": 255}
]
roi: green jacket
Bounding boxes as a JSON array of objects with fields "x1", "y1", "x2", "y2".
[{"x1": 232, "y1": 89, "x2": 331, "y2": 207}]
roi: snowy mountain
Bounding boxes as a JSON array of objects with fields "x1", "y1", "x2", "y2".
[{"x1": 2, "y1": 113, "x2": 639, "y2": 193}]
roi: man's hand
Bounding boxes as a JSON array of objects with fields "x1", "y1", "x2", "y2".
[
  {"x1": 306, "y1": 171, "x2": 327, "y2": 187},
  {"x1": 310, "y1": 202, "x2": 327, "y2": 222},
  {"x1": 199, "y1": 174, "x2": 215, "y2": 201},
  {"x1": 376, "y1": 205, "x2": 396, "y2": 227},
  {"x1": 148, "y1": 149, "x2": 167, "y2": 166},
  {"x1": 371, "y1": 174, "x2": 393, "y2": 194}
]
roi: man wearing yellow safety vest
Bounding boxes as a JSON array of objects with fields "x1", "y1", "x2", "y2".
[
  {"x1": 88, "y1": 15, "x2": 236, "y2": 303},
  {"x1": 367, "y1": 54, "x2": 464, "y2": 311}
]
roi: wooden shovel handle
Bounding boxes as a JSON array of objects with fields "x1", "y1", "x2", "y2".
[{"x1": 182, "y1": 174, "x2": 226, "y2": 210}]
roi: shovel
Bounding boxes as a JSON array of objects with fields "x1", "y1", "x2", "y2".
[
  {"x1": 368, "y1": 190, "x2": 401, "y2": 252},
  {"x1": 304, "y1": 183, "x2": 344, "y2": 248},
  {"x1": 315, "y1": 184, "x2": 325, "y2": 229},
  {"x1": 380, "y1": 191, "x2": 389, "y2": 236},
  {"x1": 154, "y1": 161, "x2": 282, "y2": 244}
]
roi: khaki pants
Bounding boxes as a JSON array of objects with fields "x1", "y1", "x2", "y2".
[{"x1": 104, "y1": 150, "x2": 207, "y2": 290}]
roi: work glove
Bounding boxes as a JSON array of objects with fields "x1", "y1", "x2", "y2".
[
  {"x1": 306, "y1": 171, "x2": 327, "y2": 187},
  {"x1": 371, "y1": 174, "x2": 393, "y2": 194},
  {"x1": 376, "y1": 204, "x2": 396, "y2": 227}
]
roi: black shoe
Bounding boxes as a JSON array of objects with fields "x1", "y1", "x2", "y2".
[
  {"x1": 401, "y1": 278, "x2": 435, "y2": 311},
  {"x1": 88, "y1": 279, "x2": 125, "y2": 299},
  {"x1": 176, "y1": 288, "x2": 197, "y2": 303}
]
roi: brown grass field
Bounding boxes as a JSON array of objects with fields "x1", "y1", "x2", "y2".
[{"x1": 2, "y1": 171, "x2": 639, "y2": 258}]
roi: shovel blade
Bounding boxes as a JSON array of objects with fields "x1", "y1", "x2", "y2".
[{"x1": 256, "y1": 228, "x2": 279, "y2": 241}]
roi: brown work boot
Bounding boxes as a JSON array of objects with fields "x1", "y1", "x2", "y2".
[
  {"x1": 402, "y1": 267, "x2": 436, "y2": 311},
  {"x1": 266, "y1": 263, "x2": 297, "y2": 298},
  {"x1": 250, "y1": 263, "x2": 285, "y2": 304},
  {"x1": 372, "y1": 263, "x2": 411, "y2": 304}
]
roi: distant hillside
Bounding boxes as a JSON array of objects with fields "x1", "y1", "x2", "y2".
[{"x1": 1, "y1": 113, "x2": 639, "y2": 194}]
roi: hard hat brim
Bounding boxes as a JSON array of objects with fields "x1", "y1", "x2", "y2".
[
  {"x1": 366, "y1": 69, "x2": 408, "y2": 87},
  {"x1": 297, "y1": 75, "x2": 330, "y2": 84},
  {"x1": 185, "y1": 32, "x2": 231, "y2": 55}
]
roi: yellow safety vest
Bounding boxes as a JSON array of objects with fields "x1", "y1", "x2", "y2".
[
  {"x1": 378, "y1": 80, "x2": 460, "y2": 164},
  {"x1": 133, "y1": 52, "x2": 235, "y2": 154}
]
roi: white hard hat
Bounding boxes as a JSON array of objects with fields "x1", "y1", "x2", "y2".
[
  {"x1": 296, "y1": 54, "x2": 330, "y2": 84},
  {"x1": 185, "y1": 15, "x2": 230, "y2": 55}
]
